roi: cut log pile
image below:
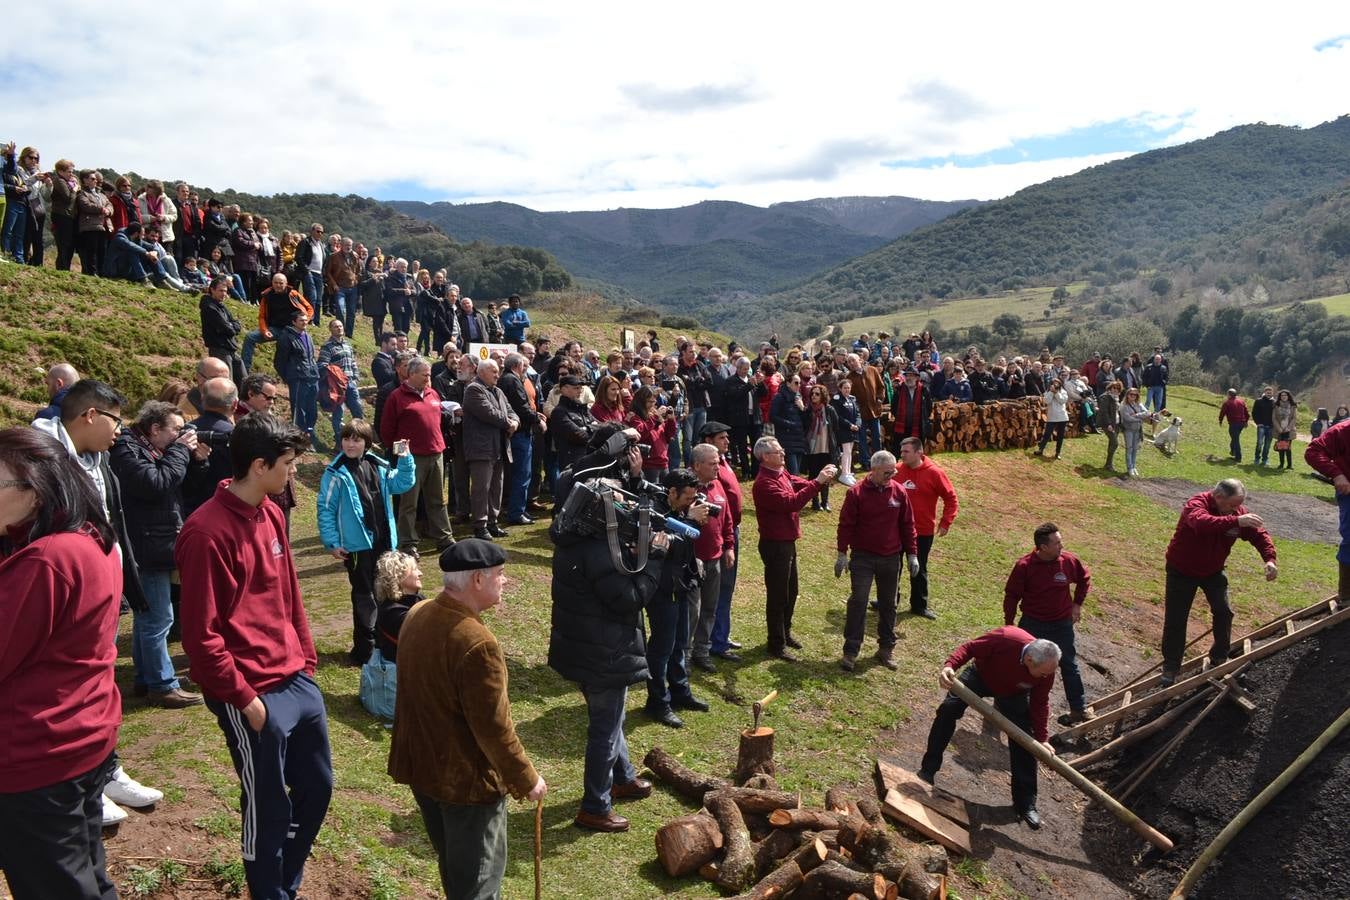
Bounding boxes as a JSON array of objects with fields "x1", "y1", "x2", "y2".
[
  {"x1": 926, "y1": 397, "x2": 1085, "y2": 453},
  {"x1": 645, "y1": 747, "x2": 950, "y2": 900}
]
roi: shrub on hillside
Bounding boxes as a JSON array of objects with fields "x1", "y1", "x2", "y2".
[
  {"x1": 1058, "y1": 318, "x2": 1167, "y2": 370},
  {"x1": 659, "y1": 314, "x2": 704, "y2": 330},
  {"x1": 1166, "y1": 350, "x2": 1209, "y2": 389}
]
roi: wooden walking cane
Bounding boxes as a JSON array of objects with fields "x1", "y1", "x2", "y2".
[
  {"x1": 946, "y1": 677, "x2": 1174, "y2": 852},
  {"x1": 534, "y1": 798, "x2": 543, "y2": 900}
]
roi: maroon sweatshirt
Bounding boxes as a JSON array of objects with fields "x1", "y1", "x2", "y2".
[
  {"x1": 0, "y1": 528, "x2": 122, "y2": 792},
  {"x1": 945, "y1": 626, "x2": 1054, "y2": 741},
  {"x1": 752, "y1": 466, "x2": 820, "y2": 541},
  {"x1": 1305, "y1": 418, "x2": 1350, "y2": 480},
  {"x1": 836, "y1": 477, "x2": 918, "y2": 557},
  {"x1": 716, "y1": 457, "x2": 743, "y2": 528},
  {"x1": 1003, "y1": 549, "x2": 1091, "y2": 624},
  {"x1": 693, "y1": 476, "x2": 735, "y2": 561},
  {"x1": 380, "y1": 383, "x2": 446, "y2": 455},
  {"x1": 1164, "y1": 492, "x2": 1276, "y2": 578},
  {"x1": 177, "y1": 483, "x2": 317, "y2": 709}
]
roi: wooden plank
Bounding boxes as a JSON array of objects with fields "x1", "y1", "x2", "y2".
[
  {"x1": 1085, "y1": 596, "x2": 1338, "y2": 709},
  {"x1": 875, "y1": 757, "x2": 970, "y2": 826},
  {"x1": 1242, "y1": 638, "x2": 1252, "y2": 655},
  {"x1": 1286, "y1": 620, "x2": 1296, "y2": 636},
  {"x1": 882, "y1": 789, "x2": 971, "y2": 856},
  {"x1": 1056, "y1": 604, "x2": 1350, "y2": 740}
]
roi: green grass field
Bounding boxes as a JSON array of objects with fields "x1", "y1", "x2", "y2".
[
  {"x1": 1288, "y1": 291, "x2": 1350, "y2": 317},
  {"x1": 833, "y1": 282, "x2": 1088, "y2": 343}
]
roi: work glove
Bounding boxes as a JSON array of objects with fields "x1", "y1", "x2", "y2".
[
  {"x1": 834, "y1": 552, "x2": 849, "y2": 579},
  {"x1": 907, "y1": 553, "x2": 920, "y2": 577}
]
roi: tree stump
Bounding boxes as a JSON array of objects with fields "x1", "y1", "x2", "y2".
[
  {"x1": 734, "y1": 726, "x2": 776, "y2": 783},
  {"x1": 654, "y1": 812, "x2": 723, "y2": 877}
]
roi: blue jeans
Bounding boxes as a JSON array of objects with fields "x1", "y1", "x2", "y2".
[
  {"x1": 1018, "y1": 614, "x2": 1086, "y2": 712},
  {"x1": 290, "y1": 379, "x2": 318, "y2": 437},
  {"x1": 645, "y1": 590, "x2": 692, "y2": 713},
  {"x1": 1228, "y1": 423, "x2": 1246, "y2": 460},
  {"x1": 1124, "y1": 429, "x2": 1142, "y2": 471},
  {"x1": 785, "y1": 451, "x2": 803, "y2": 476},
  {"x1": 858, "y1": 418, "x2": 883, "y2": 461},
  {"x1": 132, "y1": 569, "x2": 180, "y2": 693},
  {"x1": 1255, "y1": 424, "x2": 1273, "y2": 464},
  {"x1": 242, "y1": 329, "x2": 274, "y2": 370},
  {"x1": 506, "y1": 431, "x2": 533, "y2": 521},
  {"x1": 303, "y1": 271, "x2": 324, "y2": 324},
  {"x1": 579, "y1": 685, "x2": 636, "y2": 815},
  {"x1": 1146, "y1": 385, "x2": 1165, "y2": 412},
  {"x1": 329, "y1": 382, "x2": 363, "y2": 438},
  {"x1": 334, "y1": 285, "x2": 358, "y2": 336},
  {"x1": 1338, "y1": 494, "x2": 1350, "y2": 565},
  {"x1": 2, "y1": 201, "x2": 29, "y2": 262},
  {"x1": 683, "y1": 407, "x2": 708, "y2": 465},
  {"x1": 710, "y1": 526, "x2": 739, "y2": 653}
]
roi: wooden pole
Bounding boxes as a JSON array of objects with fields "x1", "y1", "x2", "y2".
[
  {"x1": 534, "y1": 798, "x2": 543, "y2": 900},
  {"x1": 1169, "y1": 703, "x2": 1350, "y2": 899},
  {"x1": 946, "y1": 678, "x2": 1173, "y2": 852},
  {"x1": 1069, "y1": 687, "x2": 1215, "y2": 770},
  {"x1": 1115, "y1": 677, "x2": 1235, "y2": 801}
]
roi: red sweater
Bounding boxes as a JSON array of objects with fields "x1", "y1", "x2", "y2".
[
  {"x1": 177, "y1": 483, "x2": 317, "y2": 709},
  {"x1": 591, "y1": 401, "x2": 627, "y2": 424},
  {"x1": 752, "y1": 466, "x2": 820, "y2": 541},
  {"x1": 1305, "y1": 418, "x2": 1350, "y2": 480},
  {"x1": 717, "y1": 457, "x2": 743, "y2": 528},
  {"x1": 629, "y1": 413, "x2": 678, "y2": 470},
  {"x1": 894, "y1": 457, "x2": 958, "y2": 536},
  {"x1": 836, "y1": 477, "x2": 918, "y2": 557},
  {"x1": 693, "y1": 477, "x2": 736, "y2": 561},
  {"x1": 1218, "y1": 397, "x2": 1249, "y2": 426},
  {"x1": 945, "y1": 626, "x2": 1054, "y2": 741},
  {"x1": 0, "y1": 529, "x2": 122, "y2": 792},
  {"x1": 1164, "y1": 491, "x2": 1277, "y2": 578},
  {"x1": 380, "y1": 383, "x2": 446, "y2": 455},
  {"x1": 1003, "y1": 549, "x2": 1090, "y2": 624}
]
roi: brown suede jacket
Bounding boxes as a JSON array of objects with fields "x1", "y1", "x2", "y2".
[{"x1": 387, "y1": 595, "x2": 538, "y2": 805}]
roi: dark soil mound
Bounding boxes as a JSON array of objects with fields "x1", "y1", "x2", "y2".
[{"x1": 1079, "y1": 620, "x2": 1350, "y2": 898}]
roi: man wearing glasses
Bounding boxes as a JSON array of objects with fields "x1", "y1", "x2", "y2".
[{"x1": 293, "y1": 223, "x2": 327, "y2": 327}]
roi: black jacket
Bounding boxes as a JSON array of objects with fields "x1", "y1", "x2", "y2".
[
  {"x1": 108, "y1": 431, "x2": 191, "y2": 571},
  {"x1": 720, "y1": 375, "x2": 758, "y2": 429},
  {"x1": 371, "y1": 351, "x2": 397, "y2": 392},
  {"x1": 499, "y1": 371, "x2": 534, "y2": 425},
  {"x1": 455, "y1": 309, "x2": 491, "y2": 350},
  {"x1": 548, "y1": 530, "x2": 662, "y2": 689},
  {"x1": 182, "y1": 413, "x2": 235, "y2": 516},
  {"x1": 199, "y1": 293, "x2": 242, "y2": 352},
  {"x1": 548, "y1": 396, "x2": 598, "y2": 470},
  {"x1": 98, "y1": 458, "x2": 148, "y2": 613},
  {"x1": 969, "y1": 370, "x2": 999, "y2": 404},
  {"x1": 678, "y1": 360, "x2": 713, "y2": 409},
  {"x1": 1252, "y1": 395, "x2": 1275, "y2": 427}
]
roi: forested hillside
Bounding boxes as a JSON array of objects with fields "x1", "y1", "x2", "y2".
[
  {"x1": 103, "y1": 173, "x2": 573, "y2": 301},
  {"x1": 714, "y1": 116, "x2": 1350, "y2": 340},
  {"x1": 389, "y1": 196, "x2": 976, "y2": 305}
]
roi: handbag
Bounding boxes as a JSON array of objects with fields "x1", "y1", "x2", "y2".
[
  {"x1": 359, "y1": 649, "x2": 398, "y2": 721},
  {"x1": 1275, "y1": 438, "x2": 1291, "y2": 451}
]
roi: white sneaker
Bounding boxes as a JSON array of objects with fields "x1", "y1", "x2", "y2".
[
  {"x1": 837, "y1": 472, "x2": 857, "y2": 487},
  {"x1": 104, "y1": 766, "x2": 163, "y2": 808},
  {"x1": 101, "y1": 793, "x2": 129, "y2": 826}
]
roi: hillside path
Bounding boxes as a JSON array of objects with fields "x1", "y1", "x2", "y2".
[{"x1": 1114, "y1": 477, "x2": 1339, "y2": 544}]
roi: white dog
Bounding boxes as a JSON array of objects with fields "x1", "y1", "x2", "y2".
[{"x1": 1153, "y1": 416, "x2": 1184, "y2": 455}]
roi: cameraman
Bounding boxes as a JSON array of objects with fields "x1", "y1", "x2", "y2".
[
  {"x1": 644, "y1": 469, "x2": 711, "y2": 729},
  {"x1": 548, "y1": 453, "x2": 666, "y2": 833},
  {"x1": 182, "y1": 377, "x2": 238, "y2": 517},
  {"x1": 552, "y1": 423, "x2": 648, "y2": 516}
]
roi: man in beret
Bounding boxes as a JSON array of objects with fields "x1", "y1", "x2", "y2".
[{"x1": 389, "y1": 539, "x2": 547, "y2": 897}]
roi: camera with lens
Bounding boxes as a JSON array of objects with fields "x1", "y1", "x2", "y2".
[
  {"x1": 182, "y1": 423, "x2": 231, "y2": 451},
  {"x1": 694, "y1": 492, "x2": 722, "y2": 518}
]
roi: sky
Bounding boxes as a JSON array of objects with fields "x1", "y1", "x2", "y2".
[{"x1": 4, "y1": 2, "x2": 1348, "y2": 212}]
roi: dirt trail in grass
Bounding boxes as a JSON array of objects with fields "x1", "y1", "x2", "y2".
[{"x1": 1115, "y1": 477, "x2": 1340, "y2": 544}]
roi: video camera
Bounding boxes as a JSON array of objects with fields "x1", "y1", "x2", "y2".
[{"x1": 556, "y1": 478, "x2": 701, "y2": 545}]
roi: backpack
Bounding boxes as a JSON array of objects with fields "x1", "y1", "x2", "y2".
[{"x1": 320, "y1": 363, "x2": 348, "y2": 413}]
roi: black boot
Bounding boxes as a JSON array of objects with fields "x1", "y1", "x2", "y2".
[{"x1": 1339, "y1": 564, "x2": 1350, "y2": 604}]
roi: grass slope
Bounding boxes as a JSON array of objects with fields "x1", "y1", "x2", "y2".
[{"x1": 832, "y1": 282, "x2": 1090, "y2": 342}]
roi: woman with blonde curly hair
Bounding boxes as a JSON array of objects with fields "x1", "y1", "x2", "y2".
[{"x1": 360, "y1": 549, "x2": 424, "y2": 720}]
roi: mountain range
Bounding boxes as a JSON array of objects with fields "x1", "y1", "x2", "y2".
[{"x1": 388, "y1": 195, "x2": 979, "y2": 306}]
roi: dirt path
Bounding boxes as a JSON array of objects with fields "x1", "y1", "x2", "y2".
[{"x1": 1114, "y1": 477, "x2": 1340, "y2": 544}]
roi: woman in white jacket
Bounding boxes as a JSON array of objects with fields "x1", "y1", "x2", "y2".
[
  {"x1": 1037, "y1": 378, "x2": 1070, "y2": 458},
  {"x1": 1119, "y1": 386, "x2": 1158, "y2": 477}
]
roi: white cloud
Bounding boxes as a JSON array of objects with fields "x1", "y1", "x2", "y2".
[{"x1": 2, "y1": 1, "x2": 1346, "y2": 210}]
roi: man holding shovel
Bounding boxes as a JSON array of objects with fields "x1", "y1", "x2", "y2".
[{"x1": 917, "y1": 627, "x2": 1061, "y2": 829}]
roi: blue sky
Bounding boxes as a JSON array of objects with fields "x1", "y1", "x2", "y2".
[{"x1": 3, "y1": 3, "x2": 1347, "y2": 211}]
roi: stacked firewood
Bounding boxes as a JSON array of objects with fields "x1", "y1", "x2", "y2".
[
  {"x1": 645, "y1": 748, "x2": 948, "y2": 900},
  {"x1": 927, "y1": 397, "x2": 1084, "y2": 453}
]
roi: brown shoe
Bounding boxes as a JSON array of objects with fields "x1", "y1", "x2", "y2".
[
  {"x1": 574, "y1": 809, "x2": 630, "y2": 832},
  {"x1": 611, "y1": 778, "x2": 652, "y2": 801},
  {"x1": 149, "y1": 688, "x2": 204, "y2": 709},
  {"x1": 874, "y1": 648, "x2": 898, "y2": 671},
  {"x1": 770, "y1": 648, "x2": 799, "y2": 662},
  {"x1": 839, "y1": 655, "x2": 856, "y2": 672}
]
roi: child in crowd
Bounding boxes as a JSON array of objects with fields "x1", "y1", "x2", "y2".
[
  {"x1": 180, "y1": 256, "x2": 208, "y2": 288},
  {"x1": 360, "y1": 550, "x2": 424, "y2": 721}
]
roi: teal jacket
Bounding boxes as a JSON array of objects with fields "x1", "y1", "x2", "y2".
[{"x1": 317, "y1": 451, "x2": 415, "y2": 552}]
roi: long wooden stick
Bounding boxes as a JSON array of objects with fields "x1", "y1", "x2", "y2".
[
  {"x1": 1115, "y1": 627, "x2": 1212, "y2": 694},
  {"x1": 1169, "y1": 703, "x2": 1350, "y2": 899},
  {"x1": 946, "y1": 678, "x2": 1173, "y2": 852},
  {"x1": 1115, "y1": 678, "x2": 1234, "y2": 800},
  {"x1": 534, "y1": 798, "x2": 543, "y2": 900},
  {"x1": 1070, "y1": 687, "x2": 1216, "y2": 770}
]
